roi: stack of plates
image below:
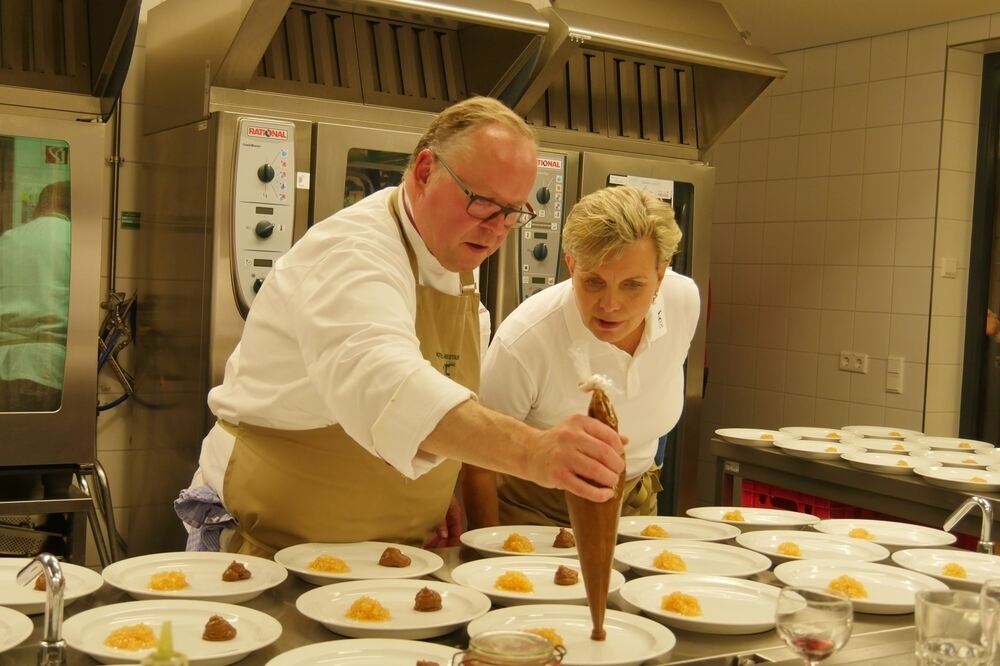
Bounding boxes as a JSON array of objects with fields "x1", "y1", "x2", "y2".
[{"x1": 686, "y1": 506, "x2": 819, "y2": 532}]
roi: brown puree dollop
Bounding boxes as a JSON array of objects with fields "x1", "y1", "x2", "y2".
[
  {"x1": 221, "y1": 560, "x2": 252, "y2": 581},
  {"x1": 379, "y1": 546, "x2": 412, "y2": 568},
  {"x1": 33, "y1": 575, "x2": 46, "y2": 591},
  {"x1": 413, "y1": 586, "x2": 442, "y2": 612},
  {"x1": 202, "y1": 614, "x2": 237, "y2": 641},
  {"x1": 552, "y1": 527, "x2": 576, "y2": 548},
  {"x1": 554, "y1": 564, "x2": 579, "y2": 586}
]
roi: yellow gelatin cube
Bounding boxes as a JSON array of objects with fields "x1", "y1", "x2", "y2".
[
  {"x1": 891, "y1": 444, "x2": 905, "y2": 451},
  {"x1": 888, "y1": 431, "x2": 902, "y2": 437},
  {"x1": 824, "y1": 446, "x2": 839, "y2": 453},
  {"x1": 653, "y1": 550, "x2": 687, "y2": 571},
  {"x1": 942, "y1": 562, "x2": 967, "y2": 579},
  {"x1": 148, "y1": 571, "x2": 189, "y2": 591},
  {"x1": 848, "y1": 528, "x2": 874, "y2": 540},
  {"x1": 495, "y1": 571, "x2": 534, "y2": 593},
  {"x1": 641, "y1": 524, "x2": 669, "y2": 538},
  {"x1": 895, "y1": 459, "x2": 910, "y2": 467},
  {"x1": 526, "y1": 628, "x2": 564, "y2": 647},
  {"x1": 777, "y1": 541, "x2": 802, "y2": 557},
  {"x1": 826, "y1": 432, "x2": 840, "y2": 439},
  {"x1": 760, "y1": 433, "x2": 775, "y2": 440},
  {"x1": 346, "y1": 595, "x2": 391, "y2": 621},
  {"x1": 662, "y1": 591, "x2": 702, "y2": 616},
  {"x1": 502, "y1": 533, "x2": 535, "y2": 553},
  {"x1": 971, "y1": 476, "x2": 988, "y2": 483},
  {"x1": 722, "y1": 509, "x2": 745, "y2": 522},
  {"x1": 308, "y1": 554, "x2": 350, "y2": 573},
  {"x1": 959, "y1": 442, "x2": 973, "y2": 449},
  {"x1": 104, "y1": 623, "x2": 157, "y2": 650},
  {"x1": 828, "y1": 574, "x2": 868, "y2": 599}
]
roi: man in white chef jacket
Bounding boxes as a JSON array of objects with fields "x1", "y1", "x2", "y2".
[{"x1": 182, "y1": 97, "x2": 625, "y2": 556}]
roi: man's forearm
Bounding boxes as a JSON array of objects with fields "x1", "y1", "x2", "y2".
[{"x1": 421, "y1": 400, "x2": 536, "y2": 480}]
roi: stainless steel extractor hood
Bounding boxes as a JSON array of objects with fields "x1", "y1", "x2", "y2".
[
  {"x1": 0, "y1": 0, "x2": 141, "y2": 119},
  {"x1": 491, "y1": 0, "x2": 786, "y2": 150},
  {"x1": 146, "y1": 0, "x2": 784, "y2": 152}
]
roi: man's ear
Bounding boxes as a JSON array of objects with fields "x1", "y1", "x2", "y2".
[{"x1": 410, "y1": 149, "x2": 435, "y2": 193}]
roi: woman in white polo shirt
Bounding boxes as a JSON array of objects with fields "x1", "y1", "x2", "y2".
[{"x1": 464, "y1": 185, "x2": 700, "y2": 527}]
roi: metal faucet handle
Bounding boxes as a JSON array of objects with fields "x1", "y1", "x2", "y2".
[
  {"x1": 17, "y1": 553, "x2": 67, "y2": 666},
  {"x1": 943, "y1": 496, "x2": 994, "y2": 555}
]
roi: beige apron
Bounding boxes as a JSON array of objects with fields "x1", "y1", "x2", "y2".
[
  {"x1": 221, "y1": 193, "x2": 481, "y2": 557},
  {"x1": 497, "y1": 465, "x2": 664, "y2": 527}
]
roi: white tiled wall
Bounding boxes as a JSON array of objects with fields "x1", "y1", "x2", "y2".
[{"x1": 697, "y1": 16, "x2": 991, "y2": 505}]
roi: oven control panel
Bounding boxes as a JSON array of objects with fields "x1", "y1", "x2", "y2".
[
  {"x1": 232, "y1": 117, "x2": 295, "y2": 313},
  {"x1": 520, "y1": 151, "x2": 567, "y2": 300}
]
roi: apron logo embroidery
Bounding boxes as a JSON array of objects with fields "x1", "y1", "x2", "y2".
[{"x1": 436, "y1": 352, "x2": 459, "y2": 377}]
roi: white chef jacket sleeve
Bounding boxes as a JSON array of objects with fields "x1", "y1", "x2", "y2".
[
  {"x1": 290, "y1": 237, "x2": 473, "y2": 479},
  {"x1": 479, "y1": 336, "x2": 537, "y2": 421}
]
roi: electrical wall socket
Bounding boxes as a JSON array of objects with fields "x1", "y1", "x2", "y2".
[{"x1": 839, "y1": 351, "x2": 869, "y2": 374}]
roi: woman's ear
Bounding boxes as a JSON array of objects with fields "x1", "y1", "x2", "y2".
[{"x1": 564, "y1": 254, "x2": 576, "y2": 277}]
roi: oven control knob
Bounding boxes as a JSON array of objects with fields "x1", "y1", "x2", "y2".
[
  {"x1": 253, "y1": 277, "x2": 265, "y2": 294},
  {"x1": 531, "y1": 242, "x2": 548, "y2": 261},
  {"x1": 255, "y1": 221, "x2": 274, "y2": 238},
  {"x1": 257, "y1": 164, "x2": 275, "y2": 183},
  {"x1": 536, "y1": 186, "x2": 551, "y2": 204}
]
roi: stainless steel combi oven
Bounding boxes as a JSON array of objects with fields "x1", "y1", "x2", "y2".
[{"x1": 138, "y1": 0, "x2": 783, "y2": 544}]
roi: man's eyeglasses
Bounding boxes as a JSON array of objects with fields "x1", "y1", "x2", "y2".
[{"x1": 433, "y1": 152, "x2": 537, "y2": 229}]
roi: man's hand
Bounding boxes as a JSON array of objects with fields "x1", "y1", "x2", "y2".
[
  {"x1": 423, "y1": 494, "x2": 464, "y2": 548},
  {"x1": 526, "y1": 414, "x2": 626, "y2": 502}
]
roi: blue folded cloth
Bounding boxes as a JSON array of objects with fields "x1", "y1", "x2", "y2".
[{"x1": 173, "y1": 486, "x2": 235, "y2": 552}]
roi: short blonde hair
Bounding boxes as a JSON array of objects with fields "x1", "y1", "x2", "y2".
[
  {"x1": 407, "y1": 96, "x2": 536, "y2": 172},
  {"x1": 562, "y1": 186, "x2": 681, "y2": 271}
]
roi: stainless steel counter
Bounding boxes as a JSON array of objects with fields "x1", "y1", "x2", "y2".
[
  {"x1": 711, "y1": 439, "x2": 1000, "y2": 542},
  {"x1": 2, "y1": 546, "x2": 922, "y2": 665}
]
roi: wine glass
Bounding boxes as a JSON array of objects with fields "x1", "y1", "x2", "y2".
[{"x1": 775, "y1": 586, "x2": 854, "y2": 665}]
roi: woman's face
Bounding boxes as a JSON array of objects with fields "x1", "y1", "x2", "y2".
[{"x1": 566, "y1": 237, "x2": 666, "y2": 354}]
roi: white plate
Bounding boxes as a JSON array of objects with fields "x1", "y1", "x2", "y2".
[
  {"x1": 613, "y1": 539, "x2": 771, "y2": 578},
  {"x1": 714, "y1": 428, "x2": 794, "y2": 446},
  {"x1": 617, "y1": 516, "x2": 740, "y2": 542},
  {"x1": 686, "y1": 506, "x2": 819, "y2": 532},
  {"x1": 619, "y1": 574, "x2": 779, "y2": 635},
  {"x1": 779, "y1": 427, "x2": 850, "y2": 442},
  {"x1": 909, "y1": 450, "x2": 1000, "y2": 469},
  {"x1": 273, "y1": 542, "x2": 443, "y2": 585},
  {"x1": 295, "y1": 578, "x2": 490, "y2": 640},
  {"x1": 773, "y1": 439, "x2": 861, "y2": 460},
  {"x1": 844, "y1": 438, "x2": 928, "y2": 454},
  {"x1": 773, "y1": 559, "x2": 948, "y2": 614},
  {"x1": 466, "y1": 604, "x2": 676, "y2": 666},
  {"x1": 264, "y1": 638, "x2": 459, "y2": 665},
  {"x1": 450, "y1": 556, "x2": 624, "y2": 607},
  {"x1": 61, "y1": 599, "x2": 282, "y2": 666},
  {"x1": 812, "y1": 519, "x2": 956, "y2": 552},
  {"x1": 735, "y1": 530, "x2": 889, "y2": 564},
  {"x1": 843, "y1": 425, "x2": 922, "y2": 439},
  {"x1": 891, "y1": 549, "x2": 1000, "y2": 591},
  {"x1": 0, "y1": 558, "x2": 104, "y2": 614},
  {"x1": 101, "y1": 552, "x2": 287, "y2": 603},
  {"x1": 905, "y1": 436, "x2": 995, "y2": 452},
  {"x1": 912, "y1": 466, "x2": 1000, "y2": 491},
  {"x1": 839, "y1": 451, "x2": 935, "y2": 474},
  {"x1": 0, "y1": 606, "x2": 33, "y2": 653},
  {"x1": 460, "y1": 526, "x2": 578, "y2": 558}
]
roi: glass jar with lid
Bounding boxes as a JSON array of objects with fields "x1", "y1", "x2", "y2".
[{"x1": 452, "y1": 630, "x2": 566, "y2": 665}]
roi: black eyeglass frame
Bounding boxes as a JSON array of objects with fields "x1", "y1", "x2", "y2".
[{"x1": 433, "y1": 152, "x2": 538, "y2": 229}]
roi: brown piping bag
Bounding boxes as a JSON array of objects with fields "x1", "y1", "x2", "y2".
[{"x1": 565, "y1": 375, "x2": 626, "y2": 641}]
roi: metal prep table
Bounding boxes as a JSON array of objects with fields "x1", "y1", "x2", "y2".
[
  {"x1": 711, "y1": 439, "x2": 1000, "y2": 542},
  {"x1": 0, "y1": 545, "x2": 923, "y2": 665}
]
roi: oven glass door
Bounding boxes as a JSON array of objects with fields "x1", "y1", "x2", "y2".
[{"x1": 0, "y1": 135, "x2": 71, "y2": 412}]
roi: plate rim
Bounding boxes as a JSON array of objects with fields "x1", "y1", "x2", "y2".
[
  {"x1": 101, "y1": 551, "x2": 288, "y2": 601},
  {"x1": 0, "y1": 605, "x2": 34, "y2": 653},
  {"x1": 772, "y1": 558, "x2": 948, "y2": 613},
  {"x1": 619, "y1": 573, "x2": 780, "y2": 633},
  {"x1": 465, "y1": 603, "x2": 677, "y2": 666},
  {"x1": 263, "y1": 638, "x2": 460, "y2": 665},
  {"x1": 734, "y1": 529, "x2": 890, "y2": 562},
  {"x1": 617, "y1": 516, "x2": 741, "y2": 541},
  {"x1": 912, "y1": 466, "x2": 1000, "y2": 491},
  {"x1": 812, "y1": 519, "x2": 956, "y2": 547},
  {"x1": 273, "y1": 541, "x2": 445, "y2": 582},
  {"x1": 293, "y1": 577, "x2": 492, "y2": 638},
  {"x1": 459, "y1": 525, "x2": 579, "y2": 557},
  {"x1": 614, "y1": 538, "x2": 772, "y2": 577},
  {"x1": 891, "y1": 548, "x2": 1000, "y2": 585},
  {"x1": 60, "y1": 598, "x2": 283, "y2": 662},
  {"x1": 0, "y1": 558, "x2": 105, "y2": 613},
  {"x1": 686, "y1": 506, "x2": 820, "y2": 526}
]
